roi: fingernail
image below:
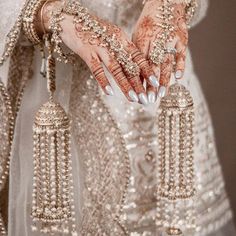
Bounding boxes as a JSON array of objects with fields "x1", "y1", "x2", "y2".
[
  {"x1": 175, "y1": 70, "x2": 183, "y2": 79},
  {"x1": 105, "y1": 85, "x2": 114, "y2": 96},
  {"x1": 139, "y1": 93, "x2": 149, "y2": 105},
  {"x1": 128, "y1": 90, "x2": 139, "y2": 102},
  {"x1": 148, "y1": 91, "x2": 156, "y2": 104},
  {"x1": 158, "y1": 86, "x2": 166, "y2": 98},
  {"x1": 149, "y1": 75, "x2": 159, "y2": 87}
]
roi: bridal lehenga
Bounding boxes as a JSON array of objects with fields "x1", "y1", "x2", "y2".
[{"x1": 0, "y1": 0, "x2": 235, "y2": 235}]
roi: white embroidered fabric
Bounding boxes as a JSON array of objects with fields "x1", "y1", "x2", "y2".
[{"x1": 0, "y1": 0, "x2": 25, "y2": 58}]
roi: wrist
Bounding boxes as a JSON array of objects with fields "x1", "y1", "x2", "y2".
[{"x1": 36, "y1": 0, "x2": 62, "y2": 36}]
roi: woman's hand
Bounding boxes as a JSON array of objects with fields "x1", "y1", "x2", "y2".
[
  {"x1": 40, "y1": 1, "x2": 159, "y2": 105},
  {"x1": 132, "y1": 0, "x2": 189, "y2": 97}
]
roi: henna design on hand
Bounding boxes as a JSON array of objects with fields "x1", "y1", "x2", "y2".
[
  {"x1": 41, "y1": 0, "x2": 158, "y2": 104},
  {"x1": 107, "y1": 56, "x2": 133, "y2": 95},
  {"x1": 133, "y1": 1, "x2": 190, "y2": 92},
  {"x1": 74, "y1": 23, "x2": 101, "y2": 46},
  {"x1": 90, "y1": 56, "x2": 110, "y2": 91},
  {"x1": 159, "y1": 54, "x2": 175, "y2": 86},
  {"x1": 133, "y1": 16, "x2": 157, "y2": 50}
]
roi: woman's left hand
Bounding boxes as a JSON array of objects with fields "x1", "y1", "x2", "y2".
[{"x1": 132, "y1": 0, "x2": 189, "y2": 98}]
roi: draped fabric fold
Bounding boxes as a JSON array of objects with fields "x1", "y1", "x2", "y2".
[{"x1": 0, "y1": 0, "x2": 28, "y2": 67}]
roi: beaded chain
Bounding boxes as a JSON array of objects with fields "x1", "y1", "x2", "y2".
[
  {"x1": 149, "y1": 0, "x2": 175, "y2": 65},
  {"x1": 49, "y1": 6, "x2": 75, "y2": 63},
  {"x1": 22, "y1": 0, "x2": 47, "y2": 45}
]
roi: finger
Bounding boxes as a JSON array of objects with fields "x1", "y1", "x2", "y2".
[
  {"x1": 151, "y1": 62, "x2": 161, "y2": 80},
  {"x1": 97, "y1": 48, "x2": 139, "y2": 103},
  {"x1": 147, "y1": 81, "x2": 157, "y2": 104},
  {"x1": 146, "y1": 36, "x2": 165, "y2": 85},
  {"x1": 89, "y1": 55, "x2": 114, "y2": 96},
  {"x1": 174, "y1": 17, "x2": 188, "y2": 79},
  {"x1": 126, "y1": 73, "x2": 148, "y2": 105},
  {"x1": 127, "y1": 44, "x2": 160, "y2": 88},
  {"x1": 175, "y1": 40, "x2": 187, "y2": 79},
  {"x1": 158, "y1": 53, "x2": 175, "y2": 98},
  {"x1": 109, "y1": 62, "x2": 140, "y2": 103},
  {"x1": 119, "y1": 44, "x2": 147, "y2": 94},
  {"x1": 115, "y1": 42, "x2": 148, "y2": 105}
]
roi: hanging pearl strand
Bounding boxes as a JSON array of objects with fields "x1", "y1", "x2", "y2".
[
  {"x1": 64, "y1": 129, "x2": 77, "y2": 235},
  {"x1": 0, "y1": 82, "x2": 14, "y2": 235}
]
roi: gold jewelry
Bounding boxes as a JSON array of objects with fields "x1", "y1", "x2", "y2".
[
  {"x1": 31, "y1": 35, "x2": 77, "y2": 235},
  {"x1": 157, "y1": 82, "x2": 195, "y2": 234},
  {"x1": 23, "y1": 0, "x2": 46, "y2": 44},
  {"x1": 149, "y1": 0, "x2": 175, "y2": 65},
  {"x1": 62, "y1": 0, "x2": 140, "y2": 76},
  {"x1": 0, "y1": 82, "x2": 14, "y2": 236},
  {"x1": 49, "y1": 6, "x2": 72, "y2": 63},
  {"x1": 40, "y1": 0, "x2": 56, "y2": 35},
  {"x1": 40, "y1": 0, "x2": 60, "y2": 76},
  {"x1": 149, "y1": 0, "x2": 197, "y2": 65},
  {"x1": 170, "y1": 0, "x2": 198, "y2": 26},
  {"x1": 165, "y1": 47, "x2": 177, "y2": 55}
]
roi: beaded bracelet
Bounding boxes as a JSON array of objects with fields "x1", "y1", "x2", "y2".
[
  {"x1": 23, "y1": 0, "x2": 47, "y2": 45},
  {"x1": 22, "y1": 0, "x2": 73, "y2": 63},
  {"x1": 49, "y1": 6, "x2": 72, "y2": 63}
]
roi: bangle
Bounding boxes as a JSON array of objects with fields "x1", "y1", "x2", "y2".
[
  {"x1": 40, "y1": 1, "x2": 49, "y2": 35},
  {"x1": 23, "y1": 0, "x2": 47, "y2": 45},
  {"x1": 40, "y1": 0, "x2": 60, "y2": 35},
  {"x1": 49, "y1": 6, "x2": 69, "y2": 63}
]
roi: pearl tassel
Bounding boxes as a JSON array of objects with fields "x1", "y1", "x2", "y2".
[
  {"x1": 31, "y1": 36, "x2": 77, "y2": 235},
  {"x1": 157, "y1": 82, "x2": 195, "y2": 235}
]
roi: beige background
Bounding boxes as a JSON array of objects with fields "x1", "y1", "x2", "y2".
[{"x1": 189, "y1": 0, "x2": 236, "y2": 225}]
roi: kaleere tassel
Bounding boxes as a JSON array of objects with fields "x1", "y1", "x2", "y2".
[
  {"x1": 157, "y1": 81, "x2": 195, "y2": 235},
  {"x1": 31, "y1": 36, "x2": 77, "y2": 235}
]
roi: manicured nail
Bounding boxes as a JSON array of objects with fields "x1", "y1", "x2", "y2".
[
  {"x1": 139, "y1": 93, "x2": 149, "y2": 105},
  {"x1": 175, "y1": 70, "x2": 183, "y2": 79},
  {"x1": 105, "y1": 85, "x2": 114, "y2": 96},
  {"x1": 158, "y1": 86, "x2": 166, "y2": 98},
  {"x1": 128, "y1": 90, "x2": 139, "y2": 102},
  {"x1": 148, "y1": 91, "x2": 156, "y2": 104},
  {"x1": 149, "y1": 75, "x2": 159, "y2": 87}
]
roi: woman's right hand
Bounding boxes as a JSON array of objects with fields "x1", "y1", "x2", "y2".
[{"x1": 40, "y1": 1, "x2": 159, "y2": 105}]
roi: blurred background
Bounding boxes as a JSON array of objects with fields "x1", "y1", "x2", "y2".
[{"x1": 189, "y1": 0, "x2": 236, "y2": 225}]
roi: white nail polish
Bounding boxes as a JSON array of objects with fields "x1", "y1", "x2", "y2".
[
  {"x1": 105, "y1": 85, "x2": 114, "y2": 96},
  {"x1": 158, "y1": 86, "x2": 166, "y2": 98},
  {"x1": 148, "y1": 91, "x2": 156, "y2": 104},
  {"x1": 139, "y1": 93, "x2": 149, "y2": 105},
  {"x1": 128, "y1": 90, "x2": 139, "y2": 102},
  {"x1": 149, "y1": 75, "x2": 159, "y2": 87},
  {"x1": 175, "y1": 70, "x2": 183, "y2": 79}
]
